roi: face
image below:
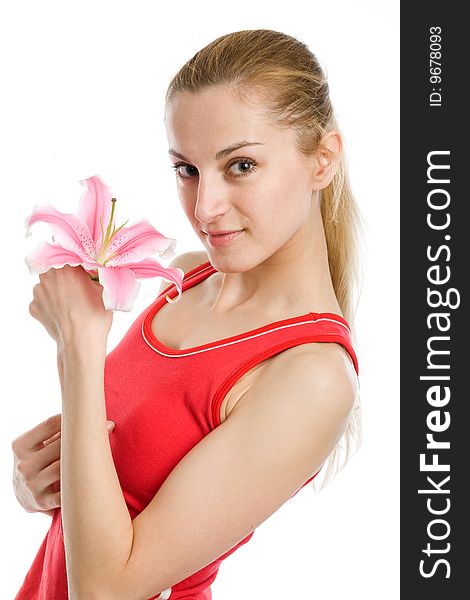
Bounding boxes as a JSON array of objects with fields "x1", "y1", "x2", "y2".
[{"x1": 164, "y1": 86, "x2": 319, "y2": 272}]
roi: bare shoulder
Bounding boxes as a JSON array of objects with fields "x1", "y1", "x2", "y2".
[{"x1": 231, "y1": 341, "x2": 359, "y2": 420}]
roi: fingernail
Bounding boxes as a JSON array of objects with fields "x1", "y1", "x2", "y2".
[{"x1": 107, "y1": 421, "x2": 115, "y2": 431}]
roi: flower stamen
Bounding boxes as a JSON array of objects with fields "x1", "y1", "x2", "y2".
[{"x1": 97, "y1": 197, "x2": 118, "y2": 264}]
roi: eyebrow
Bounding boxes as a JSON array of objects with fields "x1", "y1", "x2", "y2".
[{"x1": 168, "y1": 141, "x2": 264, "y2": 162}]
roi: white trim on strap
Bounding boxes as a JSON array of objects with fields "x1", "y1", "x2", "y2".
[{"x1": 142, "y1": 317, "x2": 350, "y2": 358}]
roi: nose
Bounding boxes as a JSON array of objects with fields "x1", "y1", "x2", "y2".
[{"x1": 193, "y1": 174, "x2": 230, "y2": 224}]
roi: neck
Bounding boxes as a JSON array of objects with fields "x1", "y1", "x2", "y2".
[{"x1": 205, "y1": 200, "x2": 341, "y2": 319}]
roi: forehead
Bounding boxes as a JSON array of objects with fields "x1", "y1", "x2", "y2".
[{"x1": 164, "y1": 86, "x2": 295, "y2": 157}]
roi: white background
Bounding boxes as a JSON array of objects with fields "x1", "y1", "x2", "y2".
[{"x1": 0, "y1": 1, "x2": 399, "y2": 598}]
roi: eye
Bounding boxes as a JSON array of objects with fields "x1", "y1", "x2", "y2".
[
  {"x1": 227, "y1": 158, "x2": 258, "y2": 178},
  {"x1": 171, "y1": 163, "x2": 198, "y2": 179}
]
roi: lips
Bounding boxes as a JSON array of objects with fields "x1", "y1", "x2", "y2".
[
  {"x1": 203, "y1": 229, "x2": 245, "y2": 247},
  {"x1": 202, "y1": 229, "x2": 244, "y2": 236}
]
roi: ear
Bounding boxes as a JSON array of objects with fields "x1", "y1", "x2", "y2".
[{"x1": 311, "y1": 131, "x2": 343, "y2": 190}]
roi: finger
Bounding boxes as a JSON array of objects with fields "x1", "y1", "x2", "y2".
[
  {"x1": 18, "y1": 414, "x2": 63, "y2": 451},
  {"x1": 38, "y1": 486, "x2": 61, "y2": 512},
  {"x1": 46, "y1": 491, "x2": 62, "y2": 510},
  {"x1": 37, "y1": 436, "x2": 61, "y2": 469},
  {"x1": 42, "y1": 430, "x2": 61, "y2": 446},
  {"x1": 38, "y1": 460, "x2": 61, "y2": 492},
  {"x1": 44, "y1": 474, "x2": 61, "y2": 496}
]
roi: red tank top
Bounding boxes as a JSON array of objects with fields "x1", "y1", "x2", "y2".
[{"x1": 15, "y1": 260, "x2": 359, "y2": 600}]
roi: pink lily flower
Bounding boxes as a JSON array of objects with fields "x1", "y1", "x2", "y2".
[{"x1": 24, "y1": 175, "x2": 184, "y2": 312}]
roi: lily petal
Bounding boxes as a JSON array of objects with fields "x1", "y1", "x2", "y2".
[
  {"x1": 125, "y1": 259, "x2": 184, "y2": 301},
  {"x1": 98, "y1": 266, "x2": 141, "y2": 312},
  {"x1": 105, "y1": 220, "x2": 177, "y2": 266},
  {"x1": 126, "y1": 259, "x2": 184, "y2": 282},
  {"x1": 24, "y1": 242, "x2": 86, "y2": 274},
  {"x1": 24, "y1": 204, "x2": 97, "y2": 261},
  {"x1": 77, "y1": 175, "x2": 114, "y2": 246}
]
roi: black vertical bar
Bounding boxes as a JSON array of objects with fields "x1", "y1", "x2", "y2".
[{"x1": 401, "y1": 2, "x2": 468, "y2": 597}]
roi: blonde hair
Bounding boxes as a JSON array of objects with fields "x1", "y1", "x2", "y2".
[{"x1": 165, "y1": 29, "x2": 365, "y2": 490}]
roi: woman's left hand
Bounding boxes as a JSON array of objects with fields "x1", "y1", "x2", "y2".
[{"x1": 29, "y1": 265, "x2": 113, "y2": 348}]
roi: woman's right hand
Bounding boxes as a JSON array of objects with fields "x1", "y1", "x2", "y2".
[{"x1": 11, "y1": 413, "x2": 115, "y2": 517}]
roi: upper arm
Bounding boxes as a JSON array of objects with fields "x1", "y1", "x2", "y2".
[
  {"x1": 157, "y1": 250, "x2": 208, "y2": 295},
  {"x1": 112, "y1": 344, "x2": 357, "y2": 600}
]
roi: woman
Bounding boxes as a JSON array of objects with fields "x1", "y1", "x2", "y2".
[{"x1": 12, "y1": 29, "x2": 363, "y2": 599}]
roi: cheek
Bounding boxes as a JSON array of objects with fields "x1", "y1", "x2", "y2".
[
  {"x1": 260, "y1": 182, "x2": 310, "y2": 236},
  {"x1": 178, "y1": 189, "x2": 197, "y2": 219},
  {"x1": 259, "y1": 179, "x2": 298, "y2": 224}
]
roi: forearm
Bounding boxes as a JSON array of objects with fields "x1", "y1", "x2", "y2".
[{"x1": 57, "y1": 340, "x2": 133, "y2": 596}]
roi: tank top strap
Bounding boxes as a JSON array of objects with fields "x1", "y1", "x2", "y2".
[
  {"x1": 181, "y1": 259, "x2": 216, "y2": 287},
  {"x1": 156, "y1": 259, "x2": 214, "y2": 303},
  {"x1": 209, "y1": 314, "x2": 358, "y2": 428}
]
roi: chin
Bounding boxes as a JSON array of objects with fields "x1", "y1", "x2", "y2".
[{"x1": 206, "y1": 252, "x2": 265, "y2": 274}]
